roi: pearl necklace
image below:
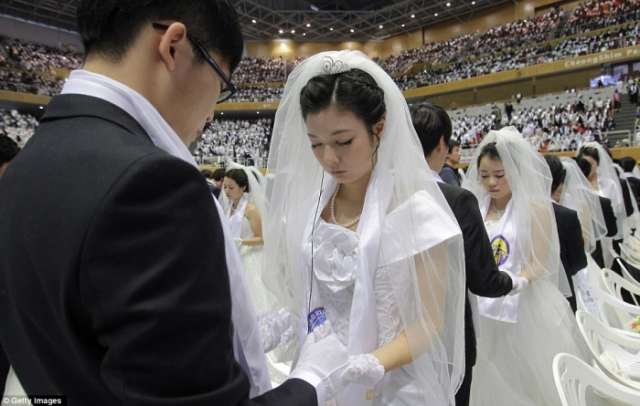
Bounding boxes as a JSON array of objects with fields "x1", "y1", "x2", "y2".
[{"x1": 330, "y1": 186, "x2": 361, "y2": 229}]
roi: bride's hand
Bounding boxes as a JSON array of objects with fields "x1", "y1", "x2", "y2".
[
  {"x1": 339, "y1": 353, "x2": 385, "y2": 387},
  {"x1": 258, "y1": 308, "x2": 295, "y2": 353}
]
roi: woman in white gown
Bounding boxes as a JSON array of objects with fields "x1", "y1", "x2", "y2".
[
  {"x1": 222, "y1": 166, "x2": 269, "y2": 313},
  {"x1": 263, "y1": 51, "x2": 467, "y2": 406},
  {"x1": 463, "y1": 127, "x2": 587, "y2": 406}
]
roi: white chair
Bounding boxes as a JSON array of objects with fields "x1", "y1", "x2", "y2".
[
  {"x1": 553, "y1": 353, "x2": 640, "y2": 406},
  {"x1": 590, "y1": 280, "x2": 640, "y2": 332},
  {"x1": 601, "y1": 268, "x2": 640, "y2": 307},
  {"x1": 614, "y1": 257, "x2": 640, "y2": 288},
  {"x1": 576, "y1": 310, "x2": 640, "y2": 391}
]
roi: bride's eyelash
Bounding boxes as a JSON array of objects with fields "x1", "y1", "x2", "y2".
[{"x1": 337, "y1": 139, "x2": 353, "y2": 146}]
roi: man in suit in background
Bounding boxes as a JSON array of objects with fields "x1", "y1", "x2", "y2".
[
  {"x1": 0, "y1": 134, "x2": 18, "y2": 392},
  {"x1": 544, "y1": 155, "x2": 587, "y2": 312},
  {"x1": 412, "y1": 102, "x2": 526, "y2": 406},
  {"x1": 0, "y1": 1, "x2": 345, "y2": 405},
  {"x1": 0, "y1": 135, "x2": 19, "y2": 179},
  {"x1": 440, "y1": 138, "x2": 462, "y2": 186},
  {"x1": 619, "y1": 156, "x2": 640, "y2": 205}
]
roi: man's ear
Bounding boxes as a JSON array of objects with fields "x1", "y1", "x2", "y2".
[{"x1": 157, "y1": 22, "x2": 188, "y2": 72}]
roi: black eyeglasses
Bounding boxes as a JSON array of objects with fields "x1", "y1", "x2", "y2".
[{"x1": 152, "y1": 22, "x2": 236, "y2": 104}]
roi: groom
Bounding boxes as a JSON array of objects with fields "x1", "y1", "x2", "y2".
[{"x1": 0, "y1": 1, "x2": 345, "y2": 404}]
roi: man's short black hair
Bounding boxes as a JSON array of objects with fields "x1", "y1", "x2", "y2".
[
  {"x1": 544, "y1": 155, "x2": 566, "y2": 194},
  {"x1": 77, "y1": 0, "x2": 244, "y2": 73},
  {"x1": 212, "y1": 168, "x2": 226, "y2": 181},
  {"x1": 411, "y1": 102, "x2": 452, "y2": 158},
  {"x1": 0, "y1": 135, "x2": 19, "y2": 165},
  {"x1": 448, "y1": 138, "x2": 460, "y2": 154},
  {"x1": 619, "y1": 157, "x2": 637, "y2": 173}
]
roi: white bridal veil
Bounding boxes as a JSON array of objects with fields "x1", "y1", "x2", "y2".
[{"x1": 263, "y1": 50, "x2": 466, "y2": 405}]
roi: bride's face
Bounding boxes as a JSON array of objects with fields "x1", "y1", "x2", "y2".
[
  {"x1": 223, "y1": 177, "x2": 245, "y2": 202},
  {"x1": 479, "y1": 156, "x2": 512, "y2": 202},
  {"x1": 306, "y1": 105, "x2": 382, "y2": 185}
]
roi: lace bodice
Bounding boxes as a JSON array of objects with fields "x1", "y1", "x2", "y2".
[{"x1": 306, "y1": 220, "x2": 403, "y2": 347}]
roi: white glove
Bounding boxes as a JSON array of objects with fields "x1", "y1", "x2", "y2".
[
  {"x1": 289, "y1": 322, "x2": 349, "y2": 405},
  {"x1": 258, "y1": 308, "x2": 294, "y2": 353},
  {"x1": 340, "y1": 354, "x2": 385, "y2": 387},
  {"x1": 509, "y1": 274, "x2": 529, "y2": 295}
]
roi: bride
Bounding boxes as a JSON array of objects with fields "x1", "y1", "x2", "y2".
[
  {"x1": 222, "y1": 164, "x2": 269, "y2": 313},
  {"x1": 263, "y1": 50, "x2": 467, "y2": 405},
  {"x1": 463, "y1": 127, "x2": 586, "y2": 406}
]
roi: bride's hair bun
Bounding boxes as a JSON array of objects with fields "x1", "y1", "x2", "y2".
[{"x1": 300, "y1": 68, "x2": 385, "y2": 136}]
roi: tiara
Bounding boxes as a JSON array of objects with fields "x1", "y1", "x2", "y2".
[{"x1": 320, "y1": 56, "x2": 350, "y2": 75}]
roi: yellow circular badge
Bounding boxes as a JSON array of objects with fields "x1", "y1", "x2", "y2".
[{"x1": 491, "y1": 235, "x2": 510, "y2": 266}]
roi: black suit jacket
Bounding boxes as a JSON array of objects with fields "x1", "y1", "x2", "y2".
[
  {"x1": 626, "y1": 176, "x2": 640, "y2": 206},
  {"x1": 552, "y1": 203, "x2": 587, "y2": 312},
  {"x1": 620, "y1": 177, "x2": 634, "y2": 217},
  {"x1": 0, "y1": 95, "x2": 315, "y2": 405},
  {"x1": 438, "y1": 183, "x2": 513, "y2": 366}
]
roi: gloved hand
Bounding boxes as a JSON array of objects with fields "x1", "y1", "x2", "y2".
[
  {"x1": 289, "y1": 322, "x2": 349, "y2": 405},
  {"x1": 509, "y1": 274, "x2": 529, "y2": 295},
  {"x1": 339, "y1": 353, "x2": 385, "y2": 387},
  {"x1": 258, "y1": 308, "x2": 295, "y2": 353}
]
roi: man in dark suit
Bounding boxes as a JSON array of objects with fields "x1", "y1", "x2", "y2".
[
  {"x1": 0, "y1": 134, "x2": 18, "y2": 391},
  {"x1": 440, "y1": 139, "x2": 462, "y2": 186},
  {"x1": 0, "y1": 1, "x2": 344, "y2": 405},
  {"x1": 619, "y1": 157, "x2": 640, "y2": 205},
  {"x1": 412, "y1": 102, "x2": 523, "y2": 406},
  {"x1": 0, "y1": 135, "x2": 19, "y2": 179},
  {"x1": 544, "y1": 155, "x2": 587, "y2": 312}
]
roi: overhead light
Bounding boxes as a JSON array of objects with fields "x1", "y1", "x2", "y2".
[
  {"x1": 446, "y1": 2, "x2": 451, "y2": 6},
  {"x1": 434, "y1": 12, "x2": 439, "y2": 16},
  {"x1": 379, "y1": 25, "x2": 384, "y2": 29},
  {"x1": 302, "y1": 32, "x2": 307, "y2": 36},
  {"x1": 350, "y1": 28, "x2": 355, "y2": 33},
  {"x1": 39, "y1": 106, "x2": 44, "y2": 110},
  {"x1": 220, "y1": 112, "x2": 224, "y2": 115},
  {"x1": 329, "y1": 27, "x2": 334, "y2": 31},
  {"x1": 471, "y1": 1, "x2": 476, "y2": 4},
  {"x1": 411, "y1": 14, "x2": 416, "y2": 18},
  {"x1": 306, "y1": 23, "x2": 311, "y2": 27},
  {"x1": 278, "y1": 29, "x2": 284, "y2": 34},
  {"x1": 251, "y1": 19, "x2": 257, "y2": 24},
  {"x1": 401, "y1": 23, "x2": 405, "y2": 27},
  {"x1": 291, "y1": 29, "x2": 296, "y2": 34},
  {"x1": 257, "y1": 111, "x2": 260, "y2": 115}
]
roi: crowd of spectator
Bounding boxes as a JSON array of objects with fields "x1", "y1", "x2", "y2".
[
  {"x1": 396, "y1": 17, "x2": 639, "y2": 89},
  {"x1": 452, "y1": 89, "x2": 616, "y2": 152},
  {"x1": 0, "y1": 85, "x2": 625, "y2": 162},
  {"x1": 193, "y1": 118, "x2": 272, "y2": 166},
  {"x1": 2, "y1": 0, "x2": 638, "y2": 101},
  {"x1": 0, "y1": 109, "x2": 39, "y2": 148}
]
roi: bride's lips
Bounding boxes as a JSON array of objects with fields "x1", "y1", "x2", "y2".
[{"x1": 330, "y1": 170, "x2": 347, "y2": 176}]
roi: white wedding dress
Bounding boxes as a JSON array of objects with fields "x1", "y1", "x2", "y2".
[
  {"x1": 470, "y1": 216, "x2": 588, "y2": 406},
  {"x1": 226, "y1": 196, "x2": 268, "y2": 315},
  {"x1": 304, "y1": 219, "x2": 421, "y2": 406}
]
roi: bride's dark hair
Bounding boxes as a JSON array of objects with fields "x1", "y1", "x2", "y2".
[
  {"x1": 225, "y1": 168, "x2": 250, "y2": 193},
  {"x1": 300, "y1": 68, "x2": 386, "y2": 136},
  {"x1": 477, "y1": 142, "x2": 500, "y2": 166}
]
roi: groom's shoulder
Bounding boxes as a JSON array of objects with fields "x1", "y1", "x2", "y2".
[{"x1": 437, "y1": 182, "x2": 475, "y2": 208}]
